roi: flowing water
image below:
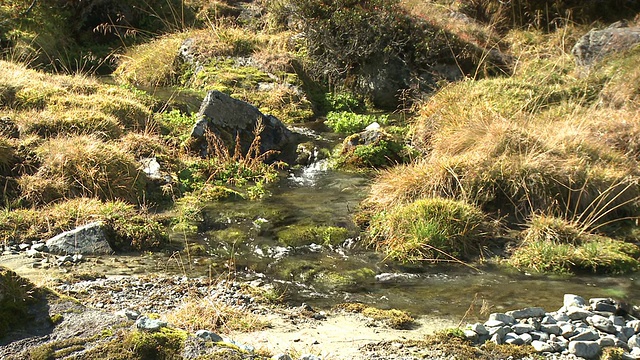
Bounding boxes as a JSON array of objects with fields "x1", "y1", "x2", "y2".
[{"x1": 171, "y1": 125, "x2": 640, "y2": 323}]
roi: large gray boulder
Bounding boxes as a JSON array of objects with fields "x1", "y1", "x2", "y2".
[
  {"x1": 572, "y1": 22, "x2": 640, "y2": 67},
  {"x1": 190, "y1": 90, "x2": 294, "y2": 158},
  {"x1": 45, "y1": 222, "x2": 113, "y2": 255}
]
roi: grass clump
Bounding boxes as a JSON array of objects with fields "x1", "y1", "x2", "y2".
[
  {"x1": 509, "y1": 215, "x2": 640, "y2": 274},
  {"x1": 367, "y1": 198, "x2": 493, "y2": 262},
  {"x1": 19, "y1": 136, "x2": 146, "y2": 205},
  {"x1": 82, "y1": 327, "x2": 187, "y2": 360},
  {"x1": 276, "y1": 225, "x2": 350, "y2": 247},
  {"x1": 165, "y1": 297, "x2": 269, "y2": 333},
  {"x1": 335, "y1": 302, "x2": 415, "y2": 329},
  {"x1": 0, "y1": 198, "x2": 166, "y2": 250}
]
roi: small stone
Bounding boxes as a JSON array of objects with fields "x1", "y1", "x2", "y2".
[
  {"x1": 569, "y1": 341, "x2": 601, "y2": 359},
  {"x1": 631, "y1": 348, "x2": 640, "y2": 358},
  {"x1": 491, "y1": 333, "x2": 503, "y2": 345},
  {"x1": 629, "y1": 334, "x2": 640, "y2": 348},
  {"x1": 531, "y1": 340, "x2": 555, "y2": 352},
  {"x1": 464, "y1": 329, "x2": 479, "y2": 342},
  {"x1": 628, "y1": 320, "x2": 640, "y2": 333},
  {"x1": 471, "y1": 323, "x2": 488, "y2": 336},
  {"x1": 512, "y1": 323, "x2": 536, "y2": 335},
  {"x1": 520, "y1": 333, "x2": 533, "y2": 345},
  {"x1": 505, "y1": 332, "x2": 524, "y2": 345},
  {"x1": 564, "y1": 294, "x2": 587, "y2": 308},
  {"x1": 591, "y1": 299, "x2": 617, "y2": 313},
  {"x1": 560, "y1": 322, "x2": 575, "y2": 338},
  {"x1": 542, "y1": 315, "x2": 557, "y2": 324},
  {"x1": 506, "y1": 307, "x2": 546, "y2": 319},
  {"x1": 18, "y1": 243, "x2": 31, "y2": 251},
  {"x1": 587, "y1": 315, "x2": 616, "y2": 334},
  {"x1": 598, "y1": 336, "x2": 616, "y2": 348},
  {"x1": 531, "y1": 331, "x2": 550, "y2": 342},
  {"x1": 489, "y1": 326, "x2": 510, "y2": 339},
  {"x1": 489, "y1": 313, "x2": 515, "y2": 325},
  {"x1": 612, "y1": 315, "x2": 627, "y2": 326},
  {"x1": 135, "y1": 316, "x2": 167, "y2": 332},
  {"x1": 541, "y1": 324, "x2": 562, "y2": 335},
  {"x1": 622, "y1": 326, "x2": 636, "y2": 339},
  {"x1": 72, "y1": 254, "x2": 83, "y2": 263},
  {"x1": 271, "y1": 354, "x2": 293, "y2": 360},
  {"x1": 570, "y1": 329, "x2": 600, "y2": 342},
  {"x1": 300, "y1": 303, "x2": 314, "y2": 312},
  {"x1": 195, "y1": 329, "x2": 223, "y2": 342},
  {"x1": 484, "y1": 319, "x2": 505, "y2": 328},
  {"x1": 567, "y1": 306, "x2": 593, "y2": 321}
]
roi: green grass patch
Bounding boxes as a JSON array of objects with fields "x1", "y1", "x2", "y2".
[
  {"x1": 368, "y1": 197, "x2": 493, "y2": 262},
  {"x1": 335, "y1": 302, "x2": 415, "y2": 329},
  {"x1": 509, "y1": 215, "x2": 640, "y2": 274}
]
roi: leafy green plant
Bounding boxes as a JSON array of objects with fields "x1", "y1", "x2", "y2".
[{"x1": 325, "y1": 112, "x2": 388, "y2": 134}]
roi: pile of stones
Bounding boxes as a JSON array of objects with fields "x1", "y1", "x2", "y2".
[{"x1": 464, "y1": 294, "x2": 640, "y2": 359}]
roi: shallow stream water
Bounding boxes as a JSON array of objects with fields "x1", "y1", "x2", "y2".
[{"x1": 169, "y1": 125, "x2": 640, "y2": 323}]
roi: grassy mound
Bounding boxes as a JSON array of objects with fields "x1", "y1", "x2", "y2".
[
  {"x1": 0, "y1": 198, "x2": 166, "y2": 250},
  {"x1": 367, "y1": 198, "x2": 493, "y2": 262},
  {"x1": 509, "y1": 215, "x2": 640, "y2": 274}
]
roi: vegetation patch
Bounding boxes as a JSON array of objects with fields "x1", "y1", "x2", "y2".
[
  {"x1": 0, "y1": 198, "x2": 166, "y2": 250},
  {"x1": 509, "y1": 215, "x2": 640, "y2": 274},
  {"x1": 165, "y1": 297, "x2": 269, "y2": 333},
  {"x1": 335, "y1": 302, "x2": 415, "y2": 329},
  {"x1": 315, "y1": 268, "x2": 376, "y2": 291},
  {"x1": 367, "y1": 198, "x2": 493, "y2": 262},
  {"x1": 82, "y1": 327, "x2": 187, "y2": 360},
  {"x1": 325, "y1": 112, "x2": 388, "y2": 135}
]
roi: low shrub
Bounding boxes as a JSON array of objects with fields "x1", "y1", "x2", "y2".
[
  {"x1": 165, "y1": 297, "x2": 269, "y2": 333},
  {"x1": 509, "y1": 215, "x2": 640, "y2": 274},
  {"x1": 368, "y1": 197, "x2": 493, "y2": 262}
]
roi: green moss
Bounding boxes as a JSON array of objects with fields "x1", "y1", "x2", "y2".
[
  {"x1": 325, "y1": 111, "x2": 388, "y2": 134},
  {"x1": 276, "y1": 225, "x2": 350, "y2": 247},
  {"x1": 49, "y1": 313, "x2": 64, "y2": 325},
  {"x1": 316, "y1": 268, "x2": 376, "y2": 290},
  {"x1": 82, "y1": 327, "x2": 187, "y2": 360}
]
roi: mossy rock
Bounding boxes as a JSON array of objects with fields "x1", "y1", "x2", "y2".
[
  {"x1": 276, "y1": 225, "x2": 350, "y2": 247},
  {"x1": 335, "y1": 302, "x2": 415, "y2": 329},
  {"x1": 315, "y1": 268, "x2": 376, "y2": 291}
]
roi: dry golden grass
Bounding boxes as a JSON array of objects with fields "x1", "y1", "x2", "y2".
[
  {"x1": 0, "y1": 136, "x2": 14, "y2": 170},
  {"x1": 165, "y1": 296, "x2": 269, "y2": 334},
  {"x1": 19, "y1": 135, "x2": 146, "y2": 205}
]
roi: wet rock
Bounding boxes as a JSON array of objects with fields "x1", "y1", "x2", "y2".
[
  {"x1": 569, "y1": 340, "x2": 601, "y2": 359},
  {"x1": 46, "y1": 221, "x2": 113, "y2": 255},
  {"x1": 374, "y1": 273, "x2": 419, "y2": 283},
  {"x1": 135, "y1": 316, "x2": 167, "y2": 332},
  {"x1": 572, "y1": 23, "x2": 640, "y2": 67}
]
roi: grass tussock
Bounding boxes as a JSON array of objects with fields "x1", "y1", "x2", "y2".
[
  {"x1": 0, "y1": 266, "x2": 38, "y2": 338},
  {"x1": 367, "y1": 198, "x2": 493, "y2": 262},
  {"x1": 165, "y1": 296, "x2": 269, "y2": 333},
  {"x1": 0, "y1": 198, "x2": 166, "y2": 250},
  {"x1": 335, "y1": 302, "x2": 415, "y2": 329},
  {"x1": 19, "y1": 136, "x2": 146, "y2": 205},
  {"x1": 508, "y1": 215, "x2": 640, "y2": 274}
]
